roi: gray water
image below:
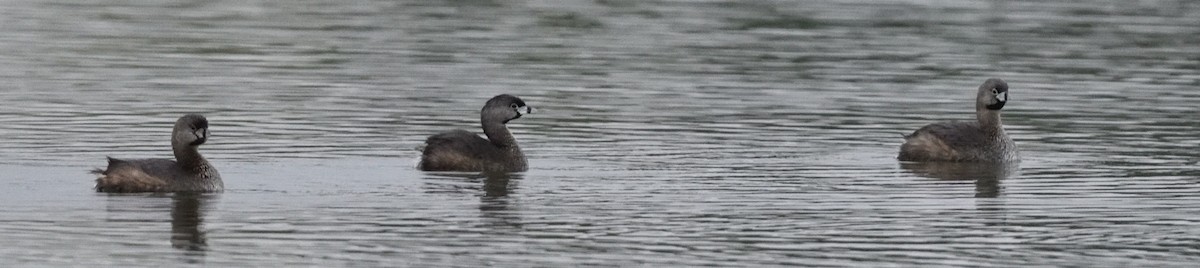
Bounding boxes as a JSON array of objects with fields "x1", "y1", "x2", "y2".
[{"x1": 1, "y1": 0, "x2": 1199, "y2": 266}]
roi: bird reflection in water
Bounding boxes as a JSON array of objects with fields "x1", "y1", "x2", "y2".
[
  {"x1": 102, "y1": 192, "x2": 214, "y2": 262},
  {"x1": 422, "y1": 172, "x2": 523, "y2": 229},
  {"x1": 478, "y1": 172, "x2": 522, "y2": 229},
  {"x1": 900, "y1": 161, "x2": 1020, "y2": 198},
  {"x1": 170, "y1": 193, "x2": 213, "y2": 253},
  {"x1": 480, "y1": 172, "x2": 518, "y2": 198}
]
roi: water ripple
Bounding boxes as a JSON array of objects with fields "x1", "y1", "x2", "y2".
[{"x1": 1, "y1": 0, "x2": 1199, "y2": 266}]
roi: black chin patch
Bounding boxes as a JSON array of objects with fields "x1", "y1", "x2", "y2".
[
  {"x1": 503, "y1": 114, "x2": 522, "y2": 124},
  {"x1": 986, "y1": 101, "x2": 1006, "y2": 110},
  {"x1": 190, "y1": 137, "x2": 207, "y2": 146}
]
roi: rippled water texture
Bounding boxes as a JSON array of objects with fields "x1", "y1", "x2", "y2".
[{"x1": 1, "y1": 0, "x2": 1199, "y2": 266}]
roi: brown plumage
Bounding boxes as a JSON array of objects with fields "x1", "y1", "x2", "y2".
[
  {"x1": 898, "y1": 78, "x2": 1018, "y2": 162},
  {"x1": 93, "y1": 114, "x2": 223, "y2": 193},
  {"x1": 419, "y1": 94, "x2": 533, "y2": 172}
]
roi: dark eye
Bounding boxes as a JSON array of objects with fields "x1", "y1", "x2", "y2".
[
  {"x1": 510, "y1": 103, "x2": 519, "y2": 109},
  {"x1": 991, "y1": 89, "x2": 999, "y2": 95}
]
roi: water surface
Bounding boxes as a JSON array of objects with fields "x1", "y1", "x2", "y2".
[{"x1": 1, "y1": 0, "x2": 1199, "y2": 266}]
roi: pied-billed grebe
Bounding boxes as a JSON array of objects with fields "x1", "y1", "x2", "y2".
[
  {"x1": 93, "y1": 114, "x2": 223, "y2": 192},
  {"x1": 898, "y1": 78, "x2": 1018, "y2": 162},
  {"x1": 419, "y1": 94, "x2": 534, "y2": 172}
]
